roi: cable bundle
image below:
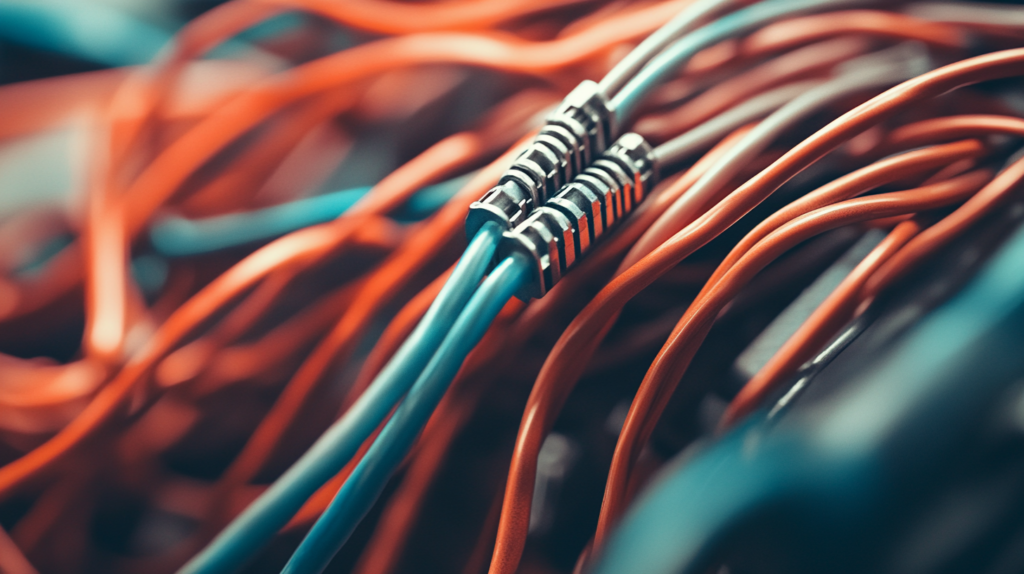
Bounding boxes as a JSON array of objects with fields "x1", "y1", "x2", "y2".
[{"x1": 0, "y1": 2, "x2": 1023, "y2": 574}]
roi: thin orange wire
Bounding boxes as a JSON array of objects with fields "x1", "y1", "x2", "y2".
[
  {"x1": 595, "y1": 168, "x2": 993, "y2": 548},
  {"x1": 490, "y1": 49, "x2": 1024, "y2": 574}
]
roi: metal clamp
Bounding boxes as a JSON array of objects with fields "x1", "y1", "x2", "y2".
[{"x1": 499, "y1": 133, "x2": 657, "y2": 299}]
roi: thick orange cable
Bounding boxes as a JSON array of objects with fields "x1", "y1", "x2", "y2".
[{"x1": 490, "y1": 49, "x2": 1024, "y2": 574}]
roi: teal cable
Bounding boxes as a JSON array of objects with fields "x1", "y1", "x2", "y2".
[
  {"x1": 280, "y1": 253, "x2": 531, "y2": 574},
  {"x1": 151, "y1": 187, "x2": 371, "y2": 257},
  {"x1": 597, "y1": 0, "x2": 734, "y2": 97},
  {"x1": 609, "y1": 0, "x2": 870, "y2": 128},
  {"x1": 178, "y1": 221, "x2": 504, "y2": 574},
  {"x1": 0, "y1": 0, "x2": 170, "y2": 67},
  {"x1": 151, "y1": 174, "x2": 471, "y2": 257}
]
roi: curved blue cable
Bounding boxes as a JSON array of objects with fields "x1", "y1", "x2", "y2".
[
  {"x1": 151, "y1": 187, "x2": 372, "y2": 257},
  {"x1": 609, "y1": 0, "x2": 870, "y2": 127},
  {"x1": 151, "y1": 174, "x2": 471, "y2": 257},
  {"x1": 281, "y1": 253, "x2": 531, "y2": 574},
  {"x1": 0, "y1": 0, "x2": 171, "y2": 67},
  {"x1": 178, "y1": 221, "x2": 505, "y2": 574},
  {"x1": 597, "y1": 0, "x2": 734, "y2": 97}
]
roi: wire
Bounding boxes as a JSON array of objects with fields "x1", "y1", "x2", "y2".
[
  {"x1": 864, "y1": 147, "x2": 1024, "y2": 299},
  {"x1": 490, "y1": 48, "x2": 1024, "y2": 574},
  {"x1": 631, "y1": 47, "x2": 926, "y2": 269},
  {"x1": 281, "y1": 253, "x2": 530, "y2": 574},
  {"x1": 592, "y1": 211, "x2": 1024, "y2": 574},
  {"x1": 595, "y1": 168, "x2": 992, "y2": 548},
  {"x1": 720, "y1": 219, "x2": 921, "y2": 429},
  {"x1": 2, "y1": 3, "x2": 1023, "y2": 572},
  {"x1": 256, "y1": 0, "x2": 597, "y2": 36},
  {"x1": 0, "y1": 524, "x2": 37, "y2": 574},
  {"x1": 598, "y1": 0, "x2": 735, "y2": 98},
  {"x1": 650, "y1": 79, "x2": 820, "y2": 168},
  {"x1": 180, "y1": 221, "x2": 503, "y2": 574},
  {"x1": 150, "y1": 173, "x2": 472, "y2": 257},
  {"x1": 636, "y1": 36, "x2": 871, "y2": 141},
  {"x1": 610, "y1": 0, "x2": 873, "y2": 126}
]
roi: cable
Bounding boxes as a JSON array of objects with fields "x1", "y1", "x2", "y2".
[
  {"x1": 593, "y1": 168, "x2": 991, "y2": 548},
  {"x1": 150, "y1": 174, "x2": 472, "y2": 257},
  {"x1": 281, "y1": 253, "x2": 530, "y2": 574},
  {"x1": 649, "y1": 80, "x2": 820, "y2": 168},
  {"x1": 0, "y1": 0, "x2": 171, "y2": 67},
  {"x1": 629, "y1": 46, "x2": 926, "y2": 269},
  {"x1": 491, "y1": 49, "x2": 1024, "y2": 574},
  {"x1": 179, "y1": 221, "x2": 502, "y2": 574},
  {"x1": 592, "y1": 211, "x2": 1024, "y2": 574},
  {"x1": 610, "y1": 0, "x2": 874, "y2": 126},
  {"x1": 720, "y1": 219, "x2": 921, "y2": 429},
  {"x1": 597, "y1": 0, "x2": 735, "y2": 97},
  {"x1": 3, "y1": 3, "x2": 1024, "y2": 573}
]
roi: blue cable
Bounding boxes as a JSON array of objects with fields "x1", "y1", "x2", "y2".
[
  {"x1": 596, "y1": 0, "x2": 734, "y2": 97},
  {"x1": 0, "y1": 0, "x2": 171, "y2": 67},
  {"x1": 609, "y1": 0, "x2": 870, "y2": 126},
  {"x1": 178, "y1": 221, "x2": 505, "y2": 574},
  {"x1": 151, "y1": 187, "x2": 372, "y2": 257},
  {"x1": 281, "y1": 253, "x2": 531, "y2": 574},
  {"x1": 151, "y1": 174, "x2": 471, "y2": 257}
]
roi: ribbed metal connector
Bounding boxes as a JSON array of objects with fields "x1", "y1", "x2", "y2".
[
  {"x1": 499, "y1": 133, "x2": 657, "y2": 300},
  {"x1": 466, "y1": 80, "x2": 613, "y2": 238}
]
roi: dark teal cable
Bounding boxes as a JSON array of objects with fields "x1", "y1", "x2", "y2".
[
  {"x1": 610, "y1": 0, "x2": 870, "y2": 127},
  {"x1": 0, "y1": 0, "x2": 170, "y2": 67},
  {"x1": 280, "y1": 253, "x2": 531, "y2": 574},
  {"x1": 178, "y1": 222, "x2": 504, "y2": 574},
  {"x1": 151, "y1": 174, "x2": 471, "y2": 257}
]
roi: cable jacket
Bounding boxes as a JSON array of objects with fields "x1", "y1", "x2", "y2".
[
  {"x1": 610, "y1": 0, "x2": 871, "y2": 125},
  {"x1": 282, "y1": 253, "x2": 530, "y2": 574},
  {"x1": 178, "y1": 221, "x2": 504, "y2": 574},
  {"x1": 598, "y1": 0, "x2": 734, "y2": 98}
]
